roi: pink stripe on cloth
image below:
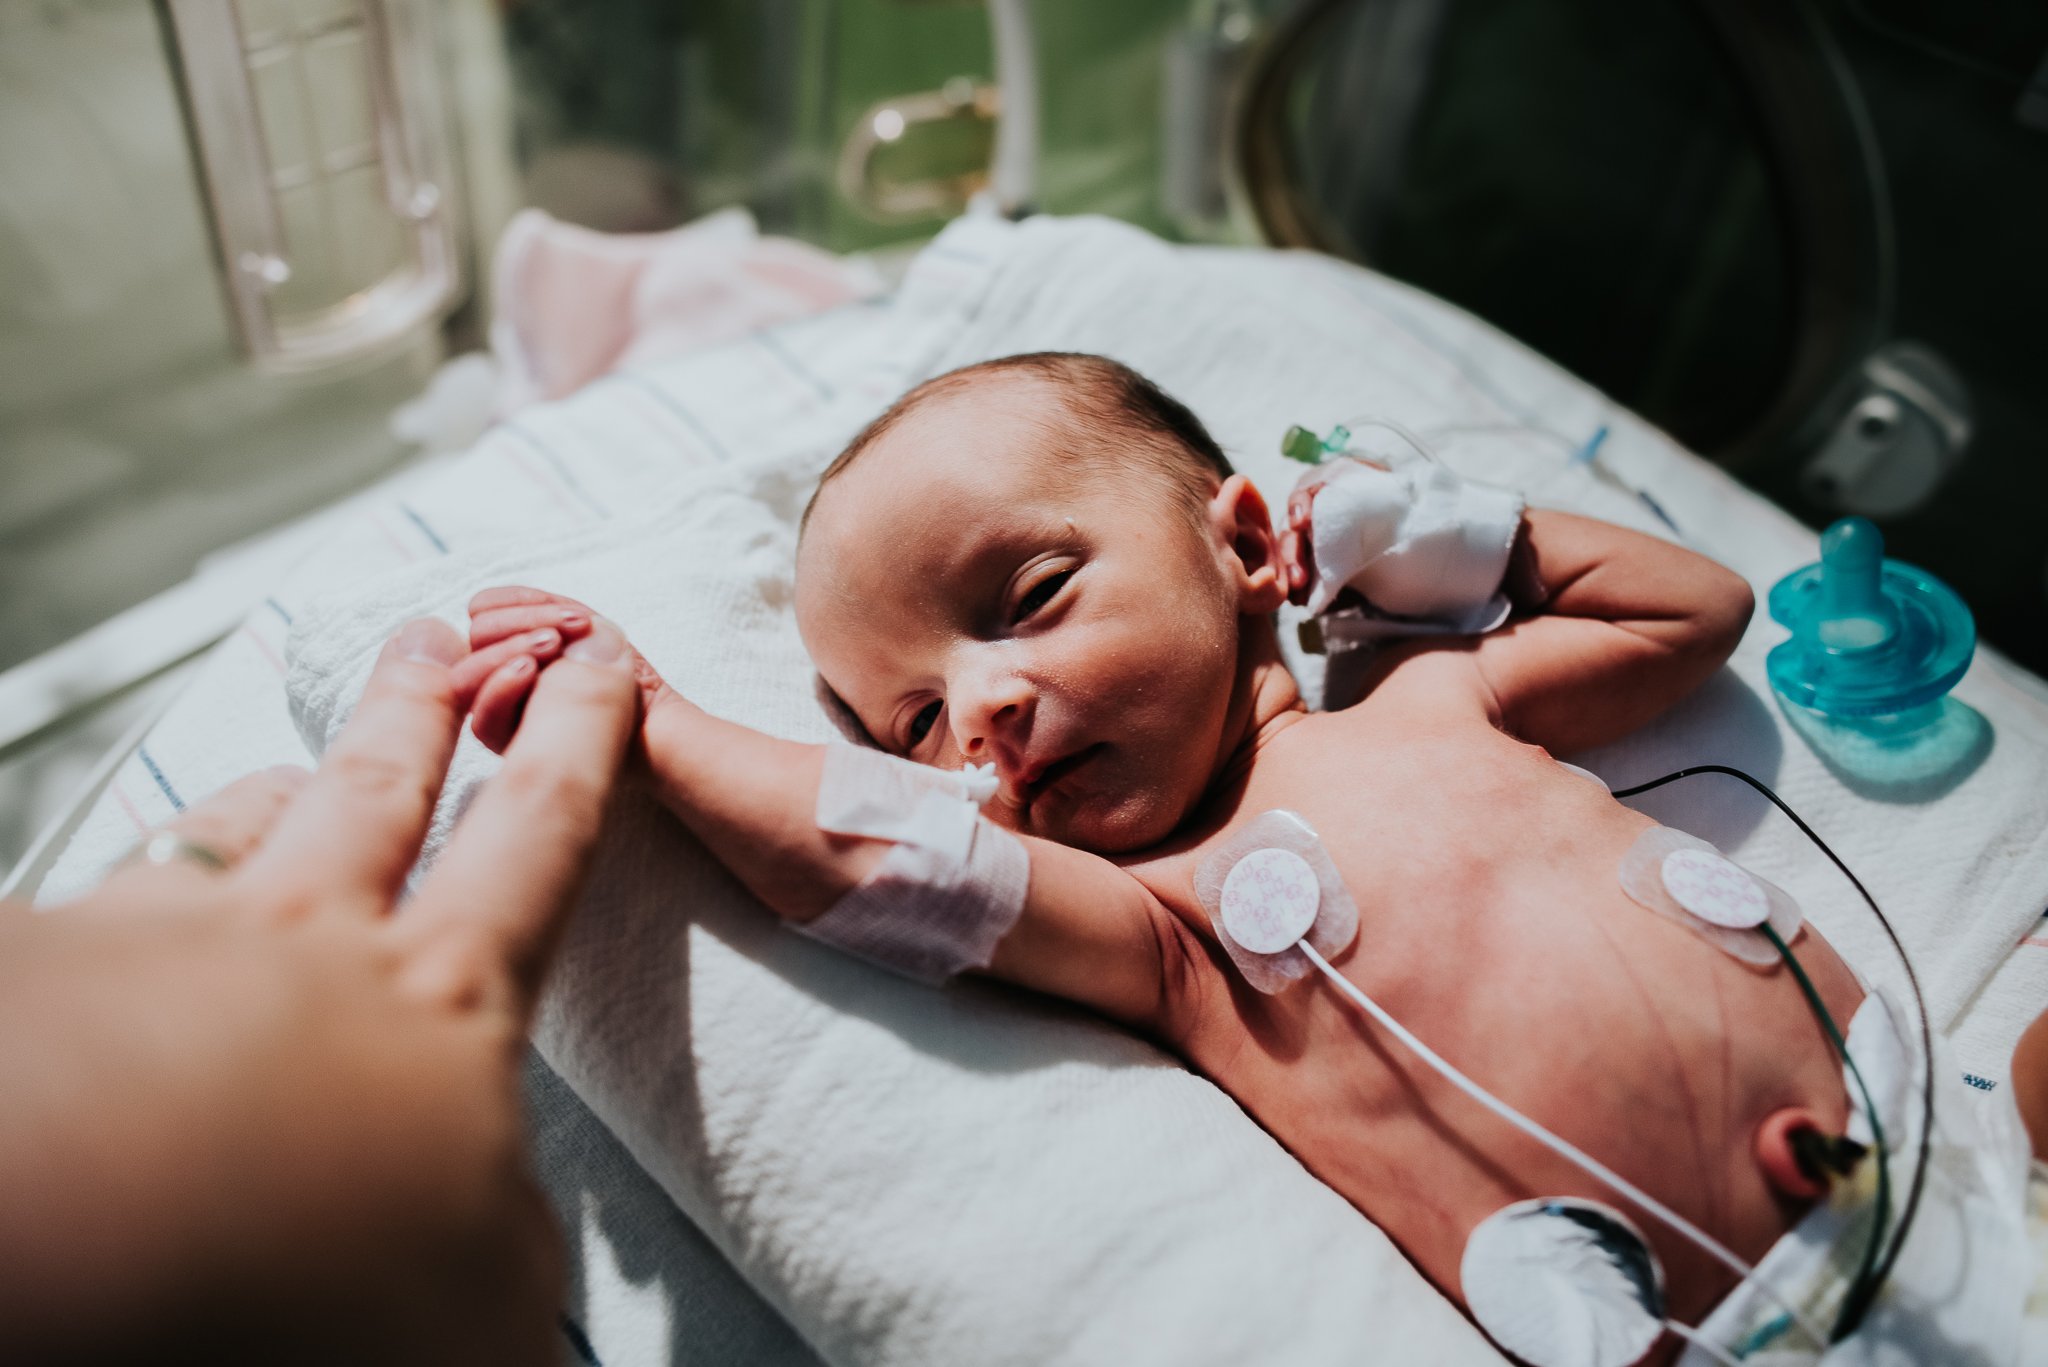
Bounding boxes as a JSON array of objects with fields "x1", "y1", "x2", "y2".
[
  {"x1": 109, "y1": 780, "x2": 150, "y2": 834},
  {"x1": 239, "y1": 623, "x2": 286, "y2": 677}
]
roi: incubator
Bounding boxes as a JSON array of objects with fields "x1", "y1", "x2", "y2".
[{"x1": 7, "y1": 6, "x2": 2048, "y2": 1366}]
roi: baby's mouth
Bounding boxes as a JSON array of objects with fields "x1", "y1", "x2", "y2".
[{"x1": 1017, "y1": 743, "x2": 1104, "y2": 816}]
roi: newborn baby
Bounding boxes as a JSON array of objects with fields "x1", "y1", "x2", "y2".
[{"x1": 460, "y1": 353, "x2": 1873, "y2": 1362}]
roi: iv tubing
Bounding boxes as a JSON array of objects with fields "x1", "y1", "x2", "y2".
[{"x1": 1294, "y1": 939, "x2": 1830, "y2": 1349}]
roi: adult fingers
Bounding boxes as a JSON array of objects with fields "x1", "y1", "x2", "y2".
[
  {"x1": 101, "y1": 766, "x2": 311, "y2": 895},
  {"x1": 449, "y1": 629, "x2": 563, "y2": 703},
  {"x1": 400, "y1": 621, "x2": 640, "y2": 1021},
  {"x1": 240, "y1": 619, "x2": 467, "y2": 913},
  {"x1": 470, "y1": 655, "x2": 540, "y2": 754}
]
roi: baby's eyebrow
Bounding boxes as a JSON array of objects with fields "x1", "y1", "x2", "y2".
[{"x1": 933, "y1": 511, "x2": 1079, "y2": 586}]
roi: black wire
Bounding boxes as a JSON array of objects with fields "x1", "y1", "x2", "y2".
[{"x1": 1609, "y1": 764, "x2": 1933, "y2": 1340}]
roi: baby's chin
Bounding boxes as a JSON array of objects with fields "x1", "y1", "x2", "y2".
[{"x1": 1028, "y1": 780, "x2": 1194, "y2": 856}]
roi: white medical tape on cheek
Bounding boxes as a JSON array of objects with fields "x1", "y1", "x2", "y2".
[{"x1": 799, "y1": 742, "x2": 1028, "y2": 983}]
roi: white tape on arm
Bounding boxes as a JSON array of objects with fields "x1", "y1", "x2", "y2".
[{"x1": 799, "y1": 743, "x2": 1029, "y2": 984}]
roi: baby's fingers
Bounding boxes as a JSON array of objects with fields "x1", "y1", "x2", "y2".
[
  {"x1": 450, "y1": 629, "x2": 564, "y2": 703},
  {"x1": 1280, "y1": 529, "x2": 1317, "y2": 605},
  {"x1": 1287, "y1": 484, "x2": 1320, "y2": 530},
  {"x1": 471, "y1": 655, "x2": 541, "y2": 754},
  {"x1": 470, "y1": 602, "x2": 591, "y2": 650}
]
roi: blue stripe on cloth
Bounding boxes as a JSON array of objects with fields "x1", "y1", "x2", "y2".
[
  {"x1": 754, "y1": 330, "x2": 835, "y2": 401},
  {"x1": 614, "y1": 372, "x2": 731, "y2": 460},
  {"x1": 505, "y1": 423, "x2": 610, "y2": 519},
  {"x1": 559, "y1": 1312, "x2": 602, "y2": 1365},
  {"x1": 137, "y1": 747, "x2": 184, "y2": 811},
  {"x1": 265, "y1": 596, "x2": 293, "y2": 626},
  {"x1": 398, "y1": 504, "x2": 450, "y2": 554}
]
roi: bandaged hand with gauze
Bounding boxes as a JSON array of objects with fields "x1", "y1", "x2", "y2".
[{"x1": 1297, "y1": 454, "x2": 1527, "y2": 649}]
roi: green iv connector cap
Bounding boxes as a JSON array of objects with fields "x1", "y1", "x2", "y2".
[{"x1": 1281, "y1": 425, "x2": 1324, "y2": 464}]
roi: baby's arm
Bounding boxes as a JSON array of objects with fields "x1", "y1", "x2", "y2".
[
  {"x1": 459, "y1": 589, "x2": 1179, "y2": 1031},
  {"x1": 1463, "y1": 509, "x2": 1754, "y2": 752},
  {"x1": 1284, "y1": 482, "x2": 1753, "y2": 751}
]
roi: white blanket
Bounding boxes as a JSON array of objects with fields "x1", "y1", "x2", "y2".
[{"x1": 42, "y1": 215, "x2": 2048, "y2": 1365}]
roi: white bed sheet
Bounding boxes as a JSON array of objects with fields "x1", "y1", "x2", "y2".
[{"x1": 35, "y1": 214, "x2": 2048, "y2": 1366}]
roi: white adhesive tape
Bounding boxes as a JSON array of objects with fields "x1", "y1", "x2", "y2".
[
  {"x1": 804, "y1": 743, "x2": 1028, "y2": 983},
  {"x1": 1193, "y1": 811, "x2": 1359, "y2": 994}
]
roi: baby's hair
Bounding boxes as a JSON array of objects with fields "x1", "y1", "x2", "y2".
[{"x1": 800, "y1": 352, "x2": 1234, "y2": 536}]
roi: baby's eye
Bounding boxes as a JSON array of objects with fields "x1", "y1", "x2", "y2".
[
  {"x1": 906, "y1": 699, "x2": 943, "y2": 748},
  {"x1": 1011, "y1": 568, "x2": 1073, "y2": 624}
]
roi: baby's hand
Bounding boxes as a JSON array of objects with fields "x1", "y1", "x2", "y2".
[
  {"x1": 1279, "y1": 478, "x2": 1324, "y2": 608},
  {"x1": 458, "y1": 587, "x2": 662, "y2": 752},
  {"x1": 1279, "y1": 457, "x2": 1394, "y2": 609}
]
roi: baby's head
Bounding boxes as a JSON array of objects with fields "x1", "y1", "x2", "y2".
[{"x1": 795, "y1": 353, "x2": 1288, "y2": 854}]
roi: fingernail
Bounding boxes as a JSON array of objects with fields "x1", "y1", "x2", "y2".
[
  {"x1": 528, "y1": 628, "x2": 560, "y2": 650},
  {"x1": 395, "y1": 618, "x2": 461, "y2": 665},
  {"x1": 564, "y1": 621, "x2": 625, "y2": 664},
  {"x1": 560, "y1": 612, "x2": 588, "y2": 631}
]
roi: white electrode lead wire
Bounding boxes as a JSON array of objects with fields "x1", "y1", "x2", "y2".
[
  {"x1": 1293, "y1": 939, "x2": 1826, "y2": 1350},
  {"x1": 1664, "y1": 1317, "x2": 1746, "y2": 1367}
]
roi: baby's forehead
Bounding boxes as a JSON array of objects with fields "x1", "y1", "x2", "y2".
[{"x1": 877, "y1": 370, "x2": 1087, "y2": 460}]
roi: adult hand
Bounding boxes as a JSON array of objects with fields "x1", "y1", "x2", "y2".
[{"x1": 0, "y1": 616, "x2": 639, "y2": 1366}]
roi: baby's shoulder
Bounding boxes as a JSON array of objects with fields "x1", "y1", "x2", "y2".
[{"x1": 1324, "y1": 640, "x2": 1495, "y2": 726}]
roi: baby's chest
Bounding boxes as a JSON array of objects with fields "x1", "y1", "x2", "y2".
[{"x1": 1144, "y1": 730, "x2": 1570, "y2": 924}]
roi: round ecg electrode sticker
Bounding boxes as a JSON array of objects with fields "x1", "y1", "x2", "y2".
[
  {"x1": 1658, "y1": 848, "x2": 1769, "y2": 929},
  {"x1": 1220, "y1": 847, "x2": 1322, "y2": 953}
]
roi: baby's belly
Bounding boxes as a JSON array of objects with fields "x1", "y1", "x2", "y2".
[{"x1": 1182, "y1": 852, "x2": 1861, "y2": 1332}]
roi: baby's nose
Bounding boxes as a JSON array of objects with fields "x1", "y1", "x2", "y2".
[{"x1": 951, "y1": 664, "x2": 1035, "y2": 768}]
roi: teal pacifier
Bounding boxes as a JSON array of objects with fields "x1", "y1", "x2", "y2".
[{"x1": 1767, "y1": 518, "x2": 1981, "y2": 788}]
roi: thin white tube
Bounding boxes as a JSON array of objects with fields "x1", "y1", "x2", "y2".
[
  {"x1": 1294, "y1": 939, "x2": 1826, "y2": 1349},
  {"x1": 1664, "y1": 1317, "x2": 1746, "y2": 1367}
]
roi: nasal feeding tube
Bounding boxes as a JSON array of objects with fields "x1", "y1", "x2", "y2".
[{"x1": 1196, "y1": 805, "x2": 1910, "y2": 1367}]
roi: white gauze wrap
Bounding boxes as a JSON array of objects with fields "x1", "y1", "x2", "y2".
[
  {"x1": 797, "y1": 742, "x2": 1030, "y2": 984},
  {"x1": 1304, "y1": 458, "x2": 1525, "y2": 642}
]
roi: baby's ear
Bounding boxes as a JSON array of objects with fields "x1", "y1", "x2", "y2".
[
  {"x1": 1208, "y1": 475, "x2": 1287, "y2": 614},
  {"x1": 1754, "y1": 1106, "x2": 1840, "y2": 1204}
]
